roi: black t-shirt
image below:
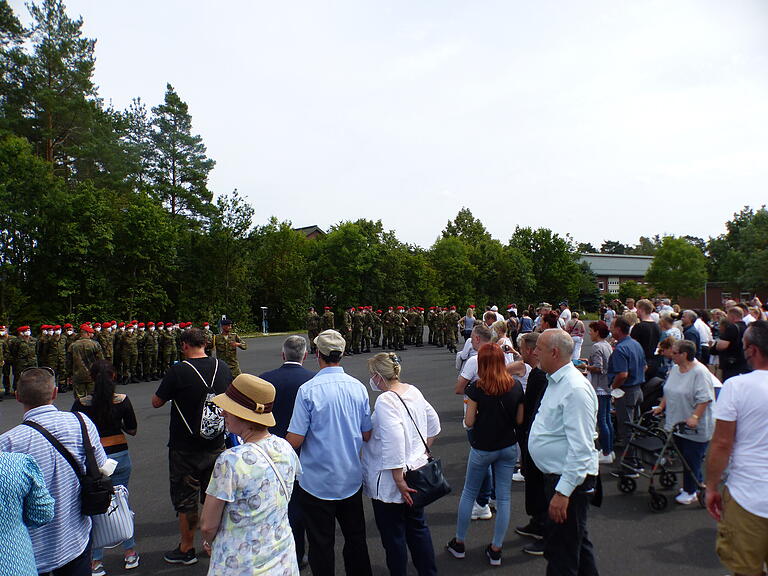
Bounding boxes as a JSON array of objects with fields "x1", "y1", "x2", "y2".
[
  {"x1": 72, "y1": 394, "x2": 138, "y2": 455},
  {"x1": 522, "y1": 367, "x2": 549, "y2": 434},
  {"x1": 466, "y1": 381, "x2": 524, "y2": 451},
  {"x1": 720, "y1": 322, "x2": 746, "y2": 366},
  {"x1": 631, "y1": 321, "x2": 661, "y2": 360},
  {"x1": 155, "y1": 356, "x2": 232, "y2": 451}
]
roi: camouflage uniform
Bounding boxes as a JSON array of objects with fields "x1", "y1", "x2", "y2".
[
  {"x1": 68, "y1": 335, "x2": 104, "y2": 398},
  {"x1": 43, "y1": 332, "x2": 67, "y2": 389},
  {"x1": 12, "y1": 334, "x2": 38, "y2": 378},
  {"x1": 1, "y1": 329, "x2": 13, "y2": 394},
  {"x1": 382, "y1": 308, "x2": 395, "y2": 349},
  {"x1": 415, "y1": 308, "x2": 424, "y2": 347},
  {"x1": 97, "y1": 328, "x2": 113, "y2": 362},
  {"x1": 306, "y1": 309, "x2": 321, "y2": 354},
  {"x1": 342, "y1": 308, "x2": 354, "y2": 355},
  {"x1": 394, "y1": 309, "x2": 406, "y2": 351},
  {"x1": 120, "y1": 328, "x2": 139, "y2": 384},
  {"x1": 136, "y1": 326, "x2": 148, "y2": 380},
  {"x1": 159, "y1": 326, "x2": 175, "y2": 375},
  {"x1": 372, "y1": 311, "x2": 382, "y2": 348},
  {"x1": 351, "y1": 308, "x2": 364, "y2": 354},
  {"x1": 320, "y1": 308, "x2": 335, "y2": 331},
  {"x1": 203, "y1": 325, "x2": 214, "y2": 356},
  {"x1": 445, "y1": 307, "x2": 461, "y2": 353},
  {"x1": 214, "y1": 328, "x2": 247, "y2": 377},
  {"x1": 362, "y1": 309, "x2": 373, "y2": 352},
  {"x1": 144, "y1": 325, "x2": 159, "y2": 380}
]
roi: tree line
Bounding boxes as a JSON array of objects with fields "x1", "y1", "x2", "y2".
[{"x1": 1, "y1": 1, "x2": 765, "y2": 331}]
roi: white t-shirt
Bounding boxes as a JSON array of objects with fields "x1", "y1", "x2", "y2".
[
  {"x1": 743, "y1": 314, "x2": 756, "y2": 325},
  {"x1": 713, "y1": 369, "x2": 768, "y2": 518},
  {"x1": 694, "y1": 318, "x2": 713, "y2": 346},
  {"x1": 559, "y1": 308, "x2": 571, "y2": 328}
]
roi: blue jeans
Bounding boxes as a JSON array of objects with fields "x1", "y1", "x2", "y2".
[
  {"x1": 675, "y1": 436, "x2": 708, "y2": 494},
  {"x1": 456, "y1": 444, "x2": 518, "y2": 548},
  {"x1": 465, "y1": 430, "x2": 494, "y2": 506},
  {"x1": 597, "y1": 395, "x2": 614, "y2": 456},
  {"x1": 92, "y1": 450, "x2": 136, "y2": 561},
  {"x1": 371, "y1": 499, "x2": 437, "y2": 576}
]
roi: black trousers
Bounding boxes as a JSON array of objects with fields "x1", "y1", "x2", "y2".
[
  {"x1": 520, "y1": 434, "x2": 548, "y2": 523},
  {"x1": 543, "y1": 475, "x2": 599, "y2": 576},
  {"x1": 39, "y1": 541, "x2": 91, "y2": 576},
  {"x1": 299, "y1": 485, "x2": 373, "y2": 576}
]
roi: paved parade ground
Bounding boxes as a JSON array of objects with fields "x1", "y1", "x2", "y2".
[{"x1": 0, "y1": 332, "x2": 725, "y2": 576}]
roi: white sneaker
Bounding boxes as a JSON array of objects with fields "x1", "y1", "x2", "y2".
[
  {"x1": 512, "y1": 471, "x2": 525, "y2": 482},
  {"x1": 675, "y1": 491, "x2": 698, "y2": 505},
  {"x1": 598, "y1": 452, "x2": 615, "y2": 464},
  {"x1": 471, "y1": 503, "x2": 493, "y2": 520}
]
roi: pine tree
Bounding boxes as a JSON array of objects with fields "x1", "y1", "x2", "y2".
[{"x1": 150, "y1": 84, "x2": 215, "y2": 219}]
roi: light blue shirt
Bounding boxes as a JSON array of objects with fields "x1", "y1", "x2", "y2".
[
  {"x1": 0, "y1": 405, "x2": 107, "y2": 573},
  {"x1": 529, "y1": 363, "x2": 599, "y2": 497},
  {"x1": 288, "y1": 366, "x2": 372, "y2": 500}
]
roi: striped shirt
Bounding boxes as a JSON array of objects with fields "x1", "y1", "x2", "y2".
[{"x1": 0, "y1": 404, "x2": 107, "y2": 573}]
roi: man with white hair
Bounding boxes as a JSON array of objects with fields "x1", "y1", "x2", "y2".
[
  {"x1": 529, "y1": 329, "x2": 600, "y2": 576},
  {"x1": 682, "y1": 310, "x2": 702, "y2": 360}
]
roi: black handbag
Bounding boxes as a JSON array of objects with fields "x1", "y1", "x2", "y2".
[
  {"x1": 389, "y1": 391, "x2": 451, "y2": 508},
  {"x1": 24, "y1": 412, "x2": 114, "y2": 516}
]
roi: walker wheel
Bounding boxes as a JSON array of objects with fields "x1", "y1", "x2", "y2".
[
  {"x1": 618, "y1": 476, "x2": 637, "y2": 494},
  {"x1": 697, "y1": 488, "x2": 706, "y2": 508},
  {"x1": 649, "y1": 493, "x2": 668, "y2": 512},
  {"x1": 660, "y1": 471, "x2": 677, "y2": 488}
]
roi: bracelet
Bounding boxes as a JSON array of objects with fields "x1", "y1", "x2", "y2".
[{"x1": 691, "y1": 414, "x2": 699, "y2": 420}]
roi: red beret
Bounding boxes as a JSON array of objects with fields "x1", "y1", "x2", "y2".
[
  {"x1": 138, "y1": 322, "x2": 145, "y2": 328},
  {"x1": 203, "y1": 322, "x2": 209, "y2": 326},
  {"x1": 148, "y1": 322, "x2": 155, "y2": 326},
  {"x1": 157, "y1": 322, "x2": 165, "y2": 327},
  {"x1": 118, "y1": 322, "x2": 125, "y2": 327},
  {"x1": 53, "y1": 325, "x2": 61, "y2": 330},
  {"x1": 80, "y1": 323, "x2": 94, "y2": 333},
  {"x1": 64, "y1": 323, "x2": 73, "y2": 328},
  {"x1": 94, "y1": 323, "x2": 101, "y2": 328}
]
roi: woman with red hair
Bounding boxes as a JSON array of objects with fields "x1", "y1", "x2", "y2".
[{"x1": 447, "y1": 343, "x2": 525, "y2": 567}]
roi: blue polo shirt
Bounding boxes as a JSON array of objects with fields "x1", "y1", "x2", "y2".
[
  {"x1": 288, "y1": 366, "x2": 372, "y2": 500},
  {"x1": 607, "y1": 335, "x2": 646, "y2": 387}
]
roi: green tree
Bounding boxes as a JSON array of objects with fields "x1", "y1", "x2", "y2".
[
  {"x1": 617, "y1": 280, "x2": 650, "y2": 303},
  {"x1": 442, "y1": 207, "x2": 492, "y2": 245},
  {"x1": 20, "y1": 0, "x2": 99, "y2": 170},
  {"x1": 508, "y1": 227, "x2": 583, "y2": 305},
  {"x1": 150, "y1": 83, "x2": 215, "y2": 219},
  {"x1": 577, "y1": 242, "x2": 597, "y2": 253},
  {"x1": 600, "y1": 240, "x2": 628, "y2": 255},
  {"x1": 428, "y1": 236, "x2": 477, "y2": 305},
  {"x1": 645, "y1": 236, "x2": 707, "y2": 301},
  {"x1": 250, "y1": 218, "x2": 312, "y2": 331},
  {"x1": 121, "y1": 97, "x2": 153, "y2": 191},
  {"x1": 707, "y1": 206, "x2": 768, "y2": 292}
]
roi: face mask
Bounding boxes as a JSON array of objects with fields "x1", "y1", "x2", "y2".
[
  {"x1": 42, "y1": 330, "x2": 49, "y2": 336},
  {"x1": 369, "y1": 373, "x2": 383, "y2": 392},
  {"x1": 149, "y1": 326, "x2": 155, "y2": 332},
  {"x1": 127, "y1": 329, "x2": 134, "y2": 334},
  {"x1": 66, "y1": 330, "x2": 73, "y2": 336},
  {"x1": 0, "y1": 331, "x2": 6, "y2": 336},
  {"x1": 24, "y1": 330, "x2": 31, "y2": 337},
  {"x1": 95, "y1": 327, "x2": 101, "y2": 332},
  {"x1": 139, "y1": 327, "x2": 145, "y2": 332},
  {"x1": 55, "y1": 329, "x2": 61, "y2": 335}
]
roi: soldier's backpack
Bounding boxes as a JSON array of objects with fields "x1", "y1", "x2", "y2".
[{"x1": 174, "y1": 358, "x2": 225, "y2": 440}]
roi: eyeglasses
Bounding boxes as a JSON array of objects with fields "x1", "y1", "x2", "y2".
[{"x1": 20, "y1": 366, "x2": 56, "y2": 378}]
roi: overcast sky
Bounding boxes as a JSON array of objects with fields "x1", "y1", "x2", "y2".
[{"x1": 12, "y1": 0, "x2": 768, "y2": 249}]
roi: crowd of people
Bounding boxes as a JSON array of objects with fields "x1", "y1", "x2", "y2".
[{"x1": 1, "y1": 294, "x2": 767, "y2": 576}]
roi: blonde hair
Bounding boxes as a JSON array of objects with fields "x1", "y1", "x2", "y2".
[
  {"x1": 491, "y1": 320, "x2": 507, "y2": 342},
  {"x1": 368, "y1": 352, "x2": 402, "y2": 381},
  {"x1": 623, "y1": 311, "x2": 638, "y2": 326},
  {"x1": 466, "y1": 308, "x2": 475, "y2": 318}
]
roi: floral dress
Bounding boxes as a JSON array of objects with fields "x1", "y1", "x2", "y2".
[
  {"x1": 206, "y1": 436, "x2": 301, "y2": 576},
  {"x1": 0, "y1": 452, "x2": 55, "y2": 576}
]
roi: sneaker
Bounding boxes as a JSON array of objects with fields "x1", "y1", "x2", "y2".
[
  {"x1": 447, "y1": 537, "x2": 466, "y2": 559},
  {"x1": 512, "y1": 470, "x2": 525, "y2": 482},
  {"x1": 610, "y1": 469, "x2": 640, "y2": 479},
  {"x1": 675, "y1": 491, "x2": 698, "y2": 505},
  {"x1": 488, "y1": 498, "x2": 497, "y2": 510},
  {"x1": 485, "y1": 544, "x2": 502, "y2": 566},
  {"x1": 164, "y1": 546, "x2": 198, "y2": 565},
  {"x1": 124, "y1": 553, "x2": 140, "y2": 570},
  {"x1": 515, "y1": 521, "x2": 544, "y2": 540},
  {"x1": 523, "y1": 539, "x2": 546, "y2": 556},
  {"x1": 471, "y1": 502, "x2": 493, "y2": 520},
  {"x1": 598, "y1": 452, "x2": 615, "y2": 464},
  {"x1": 91, "y1": 562, "x2": 107, "y2": 576}
]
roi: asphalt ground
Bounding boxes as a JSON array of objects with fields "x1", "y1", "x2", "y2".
[{"x1": 0, "y1": 332, "x2": 725, "y2": 576}]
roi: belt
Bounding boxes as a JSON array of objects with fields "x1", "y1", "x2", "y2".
[{"x1": 101, "y1": 433, "x2": 127, "y2": 447}]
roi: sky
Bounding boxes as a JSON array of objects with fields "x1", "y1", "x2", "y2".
[{"x1": 11, "y1": 0, "x2": 768, "y2": 249}]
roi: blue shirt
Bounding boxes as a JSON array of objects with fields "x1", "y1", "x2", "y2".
[
  {"x1": 607, "y1": 335, "x2": 646, "y2": 387},
  {"x1": 528, "y1": 363, "x2": 599, "y2": 496},
  {"x1": 0, "y1": 405, "x2": 107, "y2": 573},
  {"x1": 683, "y1": 324, "x2": 702, "y2": 359},
  {"x1": 288, "y1": 366, "x2": 372, "y2": 500}
]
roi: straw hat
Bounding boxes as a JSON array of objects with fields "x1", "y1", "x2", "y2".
[{"x1": 213, "y1": 374, "x2": 276, "y2": 427}]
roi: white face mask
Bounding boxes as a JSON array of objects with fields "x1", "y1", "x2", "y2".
[
  {"x1": 55, "y1": 329, "x2": 61, "y2": 335},
  {"x1": 139, "y1": 327, "x2": 145, "y2": 331},
  {"x1": 24, "y1": 330, "x2": 31, "y2": 337},
  {"x1": 42, "y1": 330, "x2": 49, "y2": 336},
  {"x1": 66, "y1": 330, "x2": 73, "y2": 336},
  {"x1": 167, "y1": 327, "x2": 172, "y2": 331},
  {"x1": 0, "y1": 331, "x2": 6, "y2": 336},
  {"x1": 369, "y1": 373, "x2": 384, "y2": 392},
  {"x1": 95, "y1": 327, "x2": 101, "y2": 332},
  {"x1": 149, "y1": 326, "x2": 155, "y2": 332},
  {"x1": 127, "y1": 328, "x2": 134, "y2": 334}
]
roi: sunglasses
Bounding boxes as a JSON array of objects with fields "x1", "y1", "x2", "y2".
[{"x1": 20, "y1": 366, "x2": 56, "y2": 378}]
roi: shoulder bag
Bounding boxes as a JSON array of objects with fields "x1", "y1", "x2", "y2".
[
  {"x1": 91, "y1": 484, "x2": 134, "y2": 548},
  {"x1": 388, "y1": 391, "x2": 451, "y2": 508},
  {"x1": 24, "y1": 412, "x2": 113, "y2": 516}
]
